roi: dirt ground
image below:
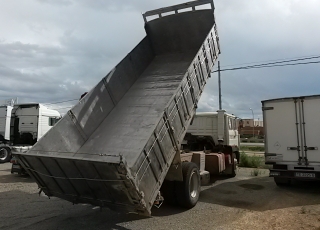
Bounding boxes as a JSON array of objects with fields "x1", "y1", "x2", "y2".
[{"x1": 1, "y1": 163, "x2": 320, "y2": 230}]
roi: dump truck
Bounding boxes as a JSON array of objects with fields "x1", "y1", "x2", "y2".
[
  {"x1": 0, "y1": 103, "x2": 60, "y2": 164},
  {"x1": 263, "y1": 95, "x2": 320, "y2": 185},
  {"x1": 14, "y1": 0, "x2": 227, "y2": 215}
]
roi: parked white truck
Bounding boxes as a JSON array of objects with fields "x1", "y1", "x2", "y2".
[
  {"x1": 0, "y1": 105, "x2": 13, "y2": 143},
  {"x1": 0, "y1": 103, "x2": 61, "y2": 164},
  {"x1": 263, "y1": 95, "x2": 320, "y2": 185},
  {"x1": 182, "y1": 110, "x2": 240, "y2": 173}
]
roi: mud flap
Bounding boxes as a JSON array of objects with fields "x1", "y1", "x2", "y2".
[{"x1": 164, "y1": 150, "x2": 183, "y2": 181}]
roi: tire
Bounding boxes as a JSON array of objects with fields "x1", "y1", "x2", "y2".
[
  {"x1": 0, "y1": 147, "x2": 11, "y2": 163},
  {"x1": 175, "y1": 162, "x2": 200, "y2": 209},
  {"x1": 160, "y1": 180, "x2": 177, "y2": 205},
  {"x1": 274, "y1": 177, "x2": 291, "y2": 186},
  {"x1": 229, "y1": 153, "x2": 237, "y2": 177},
  {"x1": 230, "y1": 164, "x2": 237, "y2": 177},
  {"x1": 234, "y1": 151, "x2": 240, "y2": 165}
]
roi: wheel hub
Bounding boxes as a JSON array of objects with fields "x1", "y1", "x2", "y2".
[
  {"x1": 0, "y1": 148, "x2": 8, "y2": 161},
  {"x1": 189, "y1": 171, "x2": 199, "y2": 198}
]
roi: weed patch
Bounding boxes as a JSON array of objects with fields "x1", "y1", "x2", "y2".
[
  {"x1": 251, "y1": 168, "x2": 261, "y2": 176},
  {"x1": 240, "y1": 146, "x2": 265, "y2": 152},
  {"x1": 239, "y1": 152, "x2": 263, "y2": 168}
]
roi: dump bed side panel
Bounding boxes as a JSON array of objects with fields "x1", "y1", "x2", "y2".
[{"x1": 31, "y1": 37, "x2": 154, "y2": 154}]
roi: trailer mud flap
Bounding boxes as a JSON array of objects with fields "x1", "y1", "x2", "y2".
[{"x1": 164, "y1": 150, "x2": 183, "y2": 181}]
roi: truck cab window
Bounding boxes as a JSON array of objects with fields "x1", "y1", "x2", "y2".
[
  {"x1": 228, "y1": 118, "x2": 233, "y2": 130},
  {"x1": 49, "y1": 118, "x2": 60, "y2": 126}
]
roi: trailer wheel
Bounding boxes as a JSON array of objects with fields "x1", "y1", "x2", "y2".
[
  {"x1": 274, "y1": 177, "x2": 291, "y2": 186},
  {"x1": 0, "y1": 147, "x2": 11, "y2": 163},
  {"x1": 175, "y1": 162, "x2": 200, "y2": 208}
]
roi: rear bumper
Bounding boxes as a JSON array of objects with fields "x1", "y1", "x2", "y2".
[{"x1": 270, "y1": 169, "x2": 320, "y2": 180}]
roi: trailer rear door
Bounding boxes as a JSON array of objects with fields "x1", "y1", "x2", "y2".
[
  {"x1": 298, "y1": 97, "x2": 320, "y2": 163},
  {"x1": 263, "y1": 96, "x2": 320, "y2": 165}
]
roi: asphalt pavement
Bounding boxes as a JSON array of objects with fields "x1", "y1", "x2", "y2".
[{"x1": 1, "y1": 162, "x2": 320, "y2": 230}]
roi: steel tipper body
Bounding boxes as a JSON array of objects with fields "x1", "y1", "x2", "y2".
[
  {"x1": 15, "y1": 0, "x2": 220, "y2": 215},
  {"x1": 263, "y1": 95, "x2": 320, "y2": 186}
]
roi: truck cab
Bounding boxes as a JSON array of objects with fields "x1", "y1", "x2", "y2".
[
  {"x1": 0, "y1": 105, "x2": 13, "y2": 143},
  {"x1": 182, "y1": 110, "x2": 240, "y2": 156},
  {"x1": 0, "y1": 103, "x2": 60, "y2": 163},
  {"x1": 10, "y1": 104, "x2": 60, "y2": 145}
]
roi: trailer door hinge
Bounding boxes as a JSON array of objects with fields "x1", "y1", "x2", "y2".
[
  {"x1": 262, "y1": 107, "x2": 274, "y2": 111},
  {"x1": 287, "y1": 147, "x2": 299, "y2": 151},
  {"x1": 307, "y1": 147, "x2": 318, "y2": 150}
]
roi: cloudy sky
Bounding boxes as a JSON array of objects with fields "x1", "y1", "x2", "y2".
[{"x1": 1, "y1": 0, "x2": 320, "y2": 119}]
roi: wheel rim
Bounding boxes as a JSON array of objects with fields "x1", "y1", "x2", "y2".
[
  {"x1": 0, "y1": 148, "x2": 8, "y2": 161},
  {"x1": 189, "y1": 171, "x2": 199, "y2": 198}
]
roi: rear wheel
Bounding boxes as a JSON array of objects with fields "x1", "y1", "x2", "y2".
[
  {"x1": 274, "y1": 177, "x2": 291, "y2": 186},
  {"x1": 234, "y1": 151, "x2": 240, "y2": 165},
  {"x1": 230, "y1": 164, "x2": 237, "y2": 177},
  {"x1": 0, "y1": 147, "x2": 11, "y2": 163},
  {"x1": 175, "y1": 162, "x2": 200, "y2": 208},
  {"x1": 230, "y1": 153, "x2": 237, "y2": 177}
]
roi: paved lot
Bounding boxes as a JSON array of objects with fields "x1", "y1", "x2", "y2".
[{"x1": 1, "y1": 163, "x2": 320, "y2": 230}]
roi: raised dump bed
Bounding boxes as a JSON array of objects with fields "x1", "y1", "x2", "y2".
[{"x1": 15, "y1": 0, "x2": 220, "y2": 215}]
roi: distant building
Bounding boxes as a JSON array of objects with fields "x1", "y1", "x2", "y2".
[
  {"x1": 241, "y1": 119, "x2": 263, "y2": 127},
  {"x1": 239, "y1": 118, "x2": 264, "y2": 137}
]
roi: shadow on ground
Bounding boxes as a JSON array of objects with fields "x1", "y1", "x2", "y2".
[
  {"x1": 199, "y1": 176, "x2": 320, "y2": 211},
  {"x1": 0, "y1": 190, "x2": 148, "y2": 230},
  {"x1": 151, "y1": 202, "x2": 188, "y2": 217},
  {"x1": 0, "y1": 173, "x2": 33, "y2": 184}
]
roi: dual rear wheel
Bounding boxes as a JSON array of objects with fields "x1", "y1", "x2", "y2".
[{"x1": 161, "y1": 162, "x2": 200, "y2": 208}]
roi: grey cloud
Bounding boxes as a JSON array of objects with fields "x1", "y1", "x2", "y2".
[
  {"x1": 0, "y1": 41, "x2": 65, "y2": 69},
  {"x1": 1, "y1": 0, "x2": 320, "y2": 120},
  {"x1": 36, "y1": 0, "x2": 188, "y2": 14},
  {"x1": 78, "y1": 0, "x2": 185, "y2": 13},
  {"x1": 37, "y1": 0, "x2": 73, "y2": 6}
]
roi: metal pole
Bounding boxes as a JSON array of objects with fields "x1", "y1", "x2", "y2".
[
  {"x1": 218, "y1": 61, "x2": 222, "y2": 110},
  {"x1": 250, "y1": 108, "x2": 255, "y2": 138}
]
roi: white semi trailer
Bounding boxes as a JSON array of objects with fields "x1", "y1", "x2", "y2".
[
  {"x1": 0, "y1": 103, "x2": 61, "y2": 163},
  {"x1": 263, "y1": 95, "x2": 320, "y2": 185}
]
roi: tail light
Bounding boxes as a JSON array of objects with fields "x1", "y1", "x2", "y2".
[{"x1": 10, "y1": 157, "x2": 17, "y2": 164}]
